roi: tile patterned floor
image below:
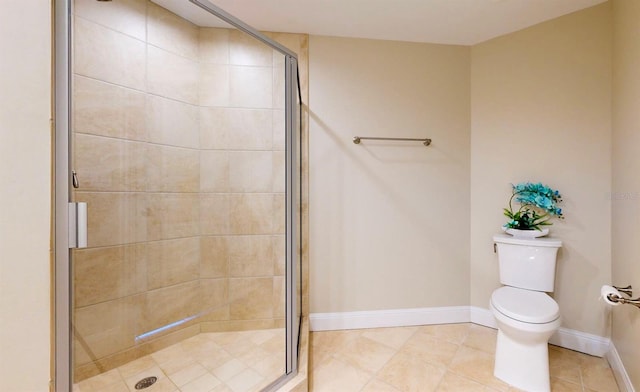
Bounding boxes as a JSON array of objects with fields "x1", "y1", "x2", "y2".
[
  {"x1": 310, "y1": 323, "x2": 620, "y2": 392},
  {"x1": 73, "y1": 323, "x2": 621, "y2": 392},
  {"x1": 73, "y1": 329, "x2": 285, "y2": 392}
]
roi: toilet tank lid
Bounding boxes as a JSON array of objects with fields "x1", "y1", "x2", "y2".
[
  {"x1": 491, "y1": 286, "x2": 560, "y2": 323},
  {"x1": 493, "y1": 234, "x2": 562, "y2": 248}
]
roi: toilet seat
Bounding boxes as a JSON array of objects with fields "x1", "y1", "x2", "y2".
[{"x1": 491, "y1": 286, "x2": 559, "y2": 324}]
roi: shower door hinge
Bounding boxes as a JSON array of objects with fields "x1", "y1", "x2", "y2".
[{"x1": 68, "y1": 202, "x2": 88, "y2": 249}]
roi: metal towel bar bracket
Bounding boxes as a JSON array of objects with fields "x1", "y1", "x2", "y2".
[
  {"x1": 353, "y1": 136, "x2": 432, "y2": 146},
  {"x1": 609, "y1": 285, "x2": 640, "y2": 310},
  {"x1": 613, "y1": 285, "x2": 633, "y2": 297},
  {"x1": 607, "y1": 293, "x2": 640, "y2": 309}
]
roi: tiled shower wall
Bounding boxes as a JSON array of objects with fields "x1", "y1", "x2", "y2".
[{"x1": 70, "y1": 0, "x2": 307, "y2": 381}]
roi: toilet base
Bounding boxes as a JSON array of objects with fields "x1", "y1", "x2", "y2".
[{"x1": 494, "y1": 328, "x2": 551, "y2": 392}]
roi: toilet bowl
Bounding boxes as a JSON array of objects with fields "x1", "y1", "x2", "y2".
[
  {"x1": 490, "y1": 286, "x2": 561, "y2": 392},
  {"x1": 491, "y1": 234, "x2": 562, "y2": 392}
]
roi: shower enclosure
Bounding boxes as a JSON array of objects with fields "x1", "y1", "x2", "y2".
[{"x1": 54, "y1": 0, "x2": 302, "y2": 391}]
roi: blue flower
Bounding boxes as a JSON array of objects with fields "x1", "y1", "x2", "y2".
[{"x1": 504, "y1": 182, "x2": 564, "y2": 230}]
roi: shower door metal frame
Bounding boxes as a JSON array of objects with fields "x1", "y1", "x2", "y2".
[
  {"x1": 53, "y1": 0, "x2": 301, "y2": 390},
  {"x1": 53, "y1": 0, "x2": 73, "y2": 391}
]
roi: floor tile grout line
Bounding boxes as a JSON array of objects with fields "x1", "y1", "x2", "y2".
[
  {"x1": 310, "y1": 324, "x2": 620, "y2": 392},
  {"x1": 362, "y1": 325, "x2": 422, "y2": 391}
]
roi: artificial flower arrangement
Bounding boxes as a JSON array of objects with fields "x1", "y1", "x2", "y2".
[{"x1": 503, "y1": 182, "x2": 564, "y2": 232}]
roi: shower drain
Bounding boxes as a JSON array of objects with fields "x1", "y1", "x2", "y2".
[{"x1": 134, "y1": 376, "x2": 158, "y2": 390}]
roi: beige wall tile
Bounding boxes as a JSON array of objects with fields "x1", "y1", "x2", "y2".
[
  {"x1": 272, "y1": 109, "x2": 285, "y2": 151},
  {"x1": 147, "y1": 2, "x2": 198, "y2": 60},
  {"x1": 75, "y1": 192, "x2": 147, "y2": 247},
  {"x1": 228, "y1": 151, "x2": 273, "y2": 193},
  {"x1": 272, "y1": 151, "x2": 285, "y2": 193},
  {"x1": 229, "y1": 30, "x2": 272, "y2": 66},
  {"x1": 272, "y1": 62, "x2": 286, "y2": 110},
  {"x1": 147, "y1": 144, "x2": 199, "y2": 192},
  {"x1": 200, "y1": 194, "x2": 231, "y2": 235},
  {"x1": 147, "y1": 237, "x2": 200, "y2": 290},
  {"x1": 74, "y1": 0, "x2": 146, "y2": 40},
  {"x1": 200, "y1": 151, "x2": 230, "y2": 192},
  {"x1": 142, "y1": 281, "x2": 201, "y2": 333},
  {"x1": 199, "y1": 64, "x2": 230, "y2": 107},
  {"x1": 273, "y1": 276, "x2": 285, "y2": 319},
  {"x1": 272, "y1": 46, "x2": 285, "y2": 72},
  {"x1": 75, "y1": 134, "x2": 146, "y2": 192},
  {"x1": 228, "y1": 277, "x2": 273, "y2": 320},
  {"x1": 199, "y1": 319, "x2": 280, "y2": 333},
  {"x1": 229, "y1": 194, "x2": 275, "y2": 235},
  {"x1": 147, "y1": 45, "x2": 199, "y2": 105},
  {"x1": 69, "y1": 25, "x2": 308, "y2": 373},
  {"x1": 74, "y1": 244, "x2": 147, "y2": 307},
  {"x1": 272, "y1": 235, "x2": 285, "y2": 276},
  {"x1": 228, "y1": 236, "x2": 275, "y2": 277},
  {"x1": 74, "y1": 295, "x2": 143, "y2": 365},
  {"x1": 200, "y1": 107, "x2": 272, "y2": 150},
  {"x1": 229, "y1": 66, "x2": 272, "y2": 109},
  {"x1": 272, "y1": 194, "x2": 286, "y2": 234},
  {"x1": 200, "y1": 278, "x2": 229, "y2": 312},
  {"x1": 74, "y1": 76, "x2": 147, "y2": 141},
  {"x1": 74, "y1": 17, "x2": 146, "y2": 90},
  {"x1": 144, "y1": 322, "x2": 200, "y2": 352},
  {"x1": 146, "y1": 95, "x2": 199, "y2": 149},
  {"x1": 200, "y1": 28, "x2": 229, "y2": 64},
  {"x1": 198, "y1": 307, "x2": 231, "y2": 325},
  {"x1": 147, "y1": 193, "x2": 200, "y2": 241},
  {"x1": 200, "y1": 236, "x2": 229, "y2": 278}
]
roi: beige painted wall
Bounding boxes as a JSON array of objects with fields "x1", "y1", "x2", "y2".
[
  {"x1": 309, "y1": 36, "x2": 471, "y2": 313},
  {"x1": 470, "y1": 3, "x2": 612, "y2": 336},
  {"x1": 0, "y1": 1, "x2": 52, "y2": 391},
  {"x1": 612, "y1": 0, "x2": 640, "y2": 388}
]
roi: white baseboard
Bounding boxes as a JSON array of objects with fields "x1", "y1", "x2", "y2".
[
  {"x1": 607, "y1": 343, "x2": 636, "y2": 392},
  {"x1": 309, "y1": 306, "x2": 470, "y2": 331},
  {"x1": 311, "y1": 306, "x2": 610, "y2": 357},
  {"x1": 470, "y1": 306, "x2": 498, "y2": 328},
  {"x1": 549, "y1": 327, "x2": 610, "y2": 357}
]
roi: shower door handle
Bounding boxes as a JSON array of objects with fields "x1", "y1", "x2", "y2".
[{"x1": 68, "y1": 202, "x2": 87, "y2": 248}]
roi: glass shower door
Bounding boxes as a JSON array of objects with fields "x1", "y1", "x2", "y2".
[{"x1": 56, "y1": 0, "x2": 301, "y2": 391}]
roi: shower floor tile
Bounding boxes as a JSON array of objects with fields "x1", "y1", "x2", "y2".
[
  {"x1": 310, "y1": 323, "x2": 621, "y2": 392},
  {"x1": 74, "y1": 328, "x2": 285, "y2": 392}
]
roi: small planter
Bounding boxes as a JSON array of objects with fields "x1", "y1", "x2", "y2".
[{"x1": 503, "y1": 227, "x2": 549, "y2": 238}]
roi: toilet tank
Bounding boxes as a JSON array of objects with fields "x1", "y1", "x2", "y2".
[{"x1": 493, "y1": 234, "x2": 562, "y2": 292}]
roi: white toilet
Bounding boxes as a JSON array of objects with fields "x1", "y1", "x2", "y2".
[{"x1": 490, "y1": 234, "x2": 562, "y2": 392}]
